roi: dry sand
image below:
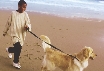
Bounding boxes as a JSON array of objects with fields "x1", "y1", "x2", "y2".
[{"x1": 0, "y1": 10, "x2": 104, "y2": 71}]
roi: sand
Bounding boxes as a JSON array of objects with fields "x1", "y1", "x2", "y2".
[{"x1": 0, "y1": 10, "x2": 104, "y2": 71}]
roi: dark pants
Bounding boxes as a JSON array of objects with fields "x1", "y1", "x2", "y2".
[{"x1": 8, "y1": 42, "x2": 22, "y2": 63}]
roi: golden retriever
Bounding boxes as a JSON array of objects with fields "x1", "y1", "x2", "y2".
[{"x1": 40, "y1": 35, "x2": 97, "y2": 71}]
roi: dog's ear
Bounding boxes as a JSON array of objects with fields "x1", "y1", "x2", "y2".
[{"x1": 83, "y1": 48, "x2": 90, "y2": 59}]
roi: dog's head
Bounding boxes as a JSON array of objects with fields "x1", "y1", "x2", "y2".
[
  {"x1": 40, "y1": 35, "x2": 51, "y2": 44},
  {"x1": 82, "y1": 46, "x2": 97, "y2": 60},
  {"x1": 40, "y1": 35, "x2": 51, "y2": 52}
]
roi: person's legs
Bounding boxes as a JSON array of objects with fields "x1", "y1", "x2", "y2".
[
  {"x1": 7, "y1": 42, "x2": 22, "y2": 69},
  {"x1": 13, "y1": 42, "x2": 22, "y2": 63},
  {"x1": 8, "y1": 47, "x2": 15, "y2": 53},
  {"x1": 6, "y1": 46, "x2": 14, "y2": 59}
]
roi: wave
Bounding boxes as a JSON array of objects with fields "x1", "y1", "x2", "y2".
[
  {"x1": 9, "y1": 0, "x2": 104, "y2": 8},
  {"x1": 0, "y1": 0, "x2": 104, "y2": 20},
  {"x1": 1, "y1": 0, "x2": 104, "y2": 12}
]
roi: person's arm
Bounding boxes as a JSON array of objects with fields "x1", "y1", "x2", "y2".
[
  {"x1": 3, "y1": 14, "x2": 12, "y2": 36},
  {"x1": 25, "y1": 12, "x2": 31, "y2": 31}
]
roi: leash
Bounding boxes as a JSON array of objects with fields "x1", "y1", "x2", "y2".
[
  {"x1": 28, "y1": 31, "x2": 64, "y2": 52},
  {"x1": 28, "y1": 31, "x2": 80, "y2": 61}
]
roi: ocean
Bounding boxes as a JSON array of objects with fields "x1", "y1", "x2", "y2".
[{"x1": 0, "y1": 0, "x2": 104, "y2": 20}]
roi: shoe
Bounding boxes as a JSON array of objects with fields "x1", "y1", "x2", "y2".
[
  {"x1": 6, "y1": 48, "x2": 12, "y2": 59},
  {"x1": 13, "y1": 62, "x2": 21, "y2": 69},
  {"x1": 18, "y1": 63, "x2": 21, "y2": 68}
]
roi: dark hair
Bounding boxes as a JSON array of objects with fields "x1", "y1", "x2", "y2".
[{"x1": 18, "y1": 0, "x2": 27, "y2": 6}]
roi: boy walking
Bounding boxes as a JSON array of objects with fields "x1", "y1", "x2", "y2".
[{"x1": 3, "y1": 0, "x2": 31, "y2": 69}]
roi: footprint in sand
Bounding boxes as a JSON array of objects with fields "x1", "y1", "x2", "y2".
[
  {"x1": 37, "y1": 51, "x2": 40, "y2": 52},
  {"x1": 35, "y1": 43, "x2": 40, "y2": 46},
  {"x1": 24, "y1": 54, "x2": 29, "y2": 57},
  {"x1": 35, "y1": 57, "x2": 42, "y2": 60},
  {"x1": 66, "y1": 29, "x2": 68, "y2": 30},
  {"x1": 53, "y1": 28, "x2": 55, "y2": 29},
  {"x1": 31, "y1": 48, "x2": 34, "y2": 50},
  {"x1": 6, "y1": 42, "x2": 11, "y2": 44},
  {"x1": 26, "y1": 44, "x2": 29, "y2": 46},
  {"x1": 29, "y1": 57, "x2": 31, "y2": 60},
  {"x1": 42, "y1": 56, "x2": 44, "y2": 58}
]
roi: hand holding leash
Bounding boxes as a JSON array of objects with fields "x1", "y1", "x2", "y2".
[
  {"x1": 26, "y1": 27, "x2": 29, "y2": 31},
  {"x1": 25, "y1": 24, "x2": 31, "y2": 31}
]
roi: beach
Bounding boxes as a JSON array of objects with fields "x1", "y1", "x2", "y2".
[{"x1": 0, "y1": 10, "x2": 104, "y2": 71}]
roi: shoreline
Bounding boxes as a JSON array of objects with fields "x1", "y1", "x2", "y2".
[
  {"x1": 0, "y1": 10, "x2": 104, "y2": 71},
  {"x1": 0, "y1": 9, "x2": 104, "y2": 22}
]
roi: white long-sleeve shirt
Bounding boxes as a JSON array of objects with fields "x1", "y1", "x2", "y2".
[{"x1": 3, "y1": 11, "x2": 31, "y2": 46}]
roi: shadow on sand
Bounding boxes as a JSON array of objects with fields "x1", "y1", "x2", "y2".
[{"x1": 0, "y1": 55, "x2": 14, "y2": 70}]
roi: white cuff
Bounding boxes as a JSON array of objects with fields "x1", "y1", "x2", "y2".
[{"x1": 27, "y1": 24, "x2": 31, "y2": 31}]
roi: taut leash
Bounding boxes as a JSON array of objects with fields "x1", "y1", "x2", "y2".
[{"x1": 28, "y1": 31, "x2": 64, "y2": 52}]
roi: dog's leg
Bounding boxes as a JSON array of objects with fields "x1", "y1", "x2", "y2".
[
  {"x1": 41, "y1": 66, "x2": 52, "y2": 71},
  {"x1": 46, "y1": 60, "x2": 56, "y2": 71},
  {"x1": 41, "y1": 55, "x2": 47, "y2": 70},
  {"x1": 41, "y1": 55, "x2": 51, "y2": 71},
  {"x1": 41, "y1": 66, "x2": 47, "y2": 71},
  {"x1": 41, "y1": 56, "x2": 56, "y2": 71}
]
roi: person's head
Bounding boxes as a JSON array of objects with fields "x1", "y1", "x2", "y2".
[{"x1": 18, "y1": 0, "x2": 27, "y2": 13}]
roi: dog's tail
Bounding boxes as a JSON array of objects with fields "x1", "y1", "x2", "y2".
[{"x1": 40, "y1": 35, "x2": 51, "y2": 52}]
